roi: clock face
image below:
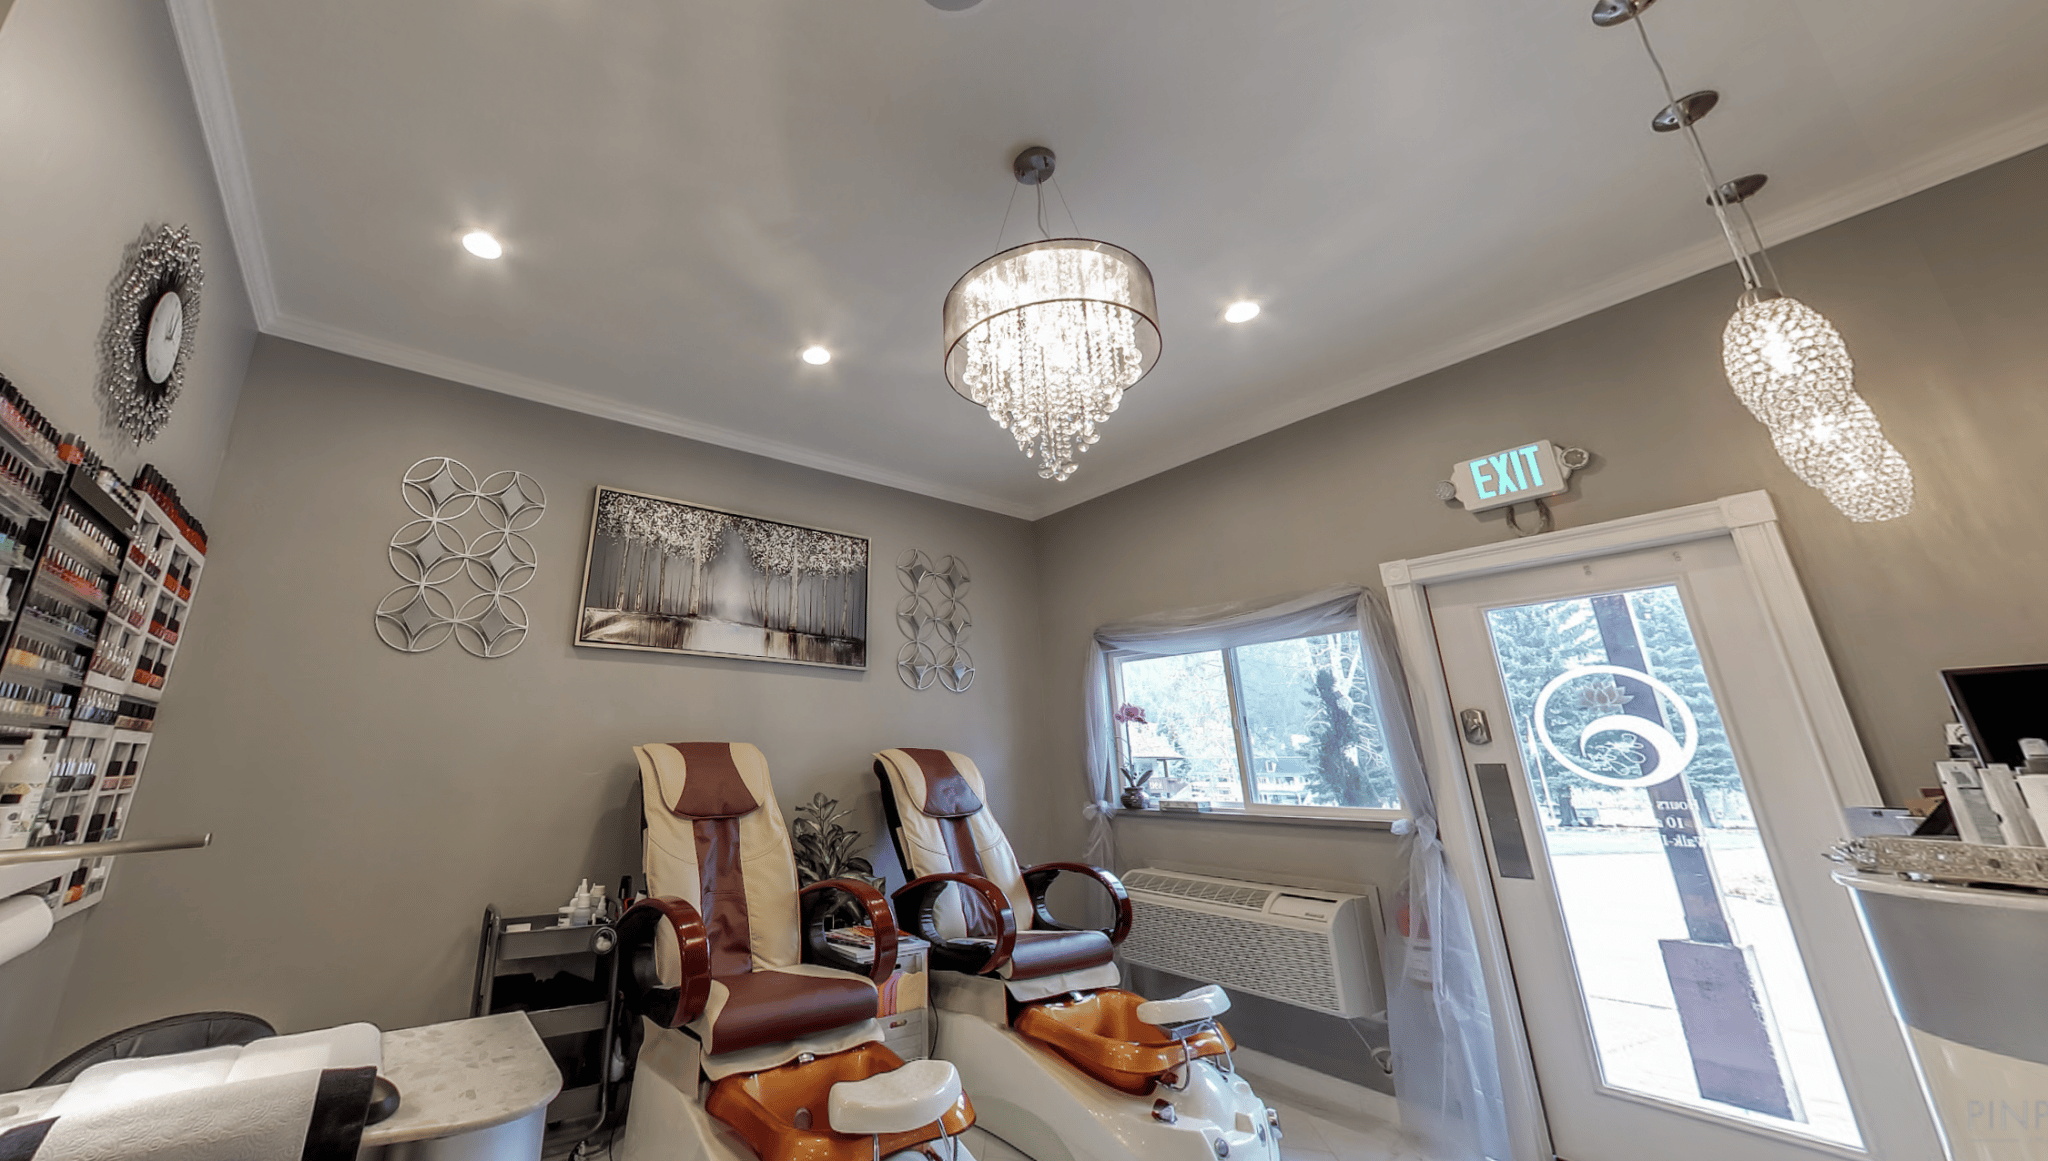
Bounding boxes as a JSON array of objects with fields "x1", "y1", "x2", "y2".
[{"x1": 144, "y1": 291, "x2": 184, "y2": 385}]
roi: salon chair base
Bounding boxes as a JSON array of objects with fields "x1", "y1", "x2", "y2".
[
  {"x1": 930, "y1": 977, "x2": 1279, "y2": 1161},
  {"x1": 618, "y1": 1026, "x2": 978, "y2": 1161}
]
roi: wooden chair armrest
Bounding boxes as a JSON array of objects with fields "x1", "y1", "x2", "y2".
[
  {"x1": 800, "y1": 878, "x2": 899, "y2": 983},
  {"x1": 892, "y1": 872, "x2": 1019, "y2": 976},
  {"x1": 615, "y1": 896, "x2": 712, "y2": 1028},
  {"x1": 1020, "y1": 861, "x2": 1133, "y2": 948}
]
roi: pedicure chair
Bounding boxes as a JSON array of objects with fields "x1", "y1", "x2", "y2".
[
  {"x1": 615, "y1": 742, "x2": 977, "y2": 1161},
  {"x1": 872, "y1": 747, "x2": 1281, "y2": 1161}
]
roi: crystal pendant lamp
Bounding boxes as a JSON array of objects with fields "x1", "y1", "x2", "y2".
[
  {"x1": 1598, "y1": 0, "x2": 1912, "y2": 522},
  {"x1": 943, "y1": 147, "x2": 1161, "y2": 482}
]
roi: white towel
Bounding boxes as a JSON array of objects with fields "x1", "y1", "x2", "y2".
[{"x1": 2, "y1": 1023, "x2": 383, "y2": 1161}]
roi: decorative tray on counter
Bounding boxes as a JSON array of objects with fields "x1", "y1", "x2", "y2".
[{"x1": 1829, "y1": 835, "x2": 2048, "y2": 890}]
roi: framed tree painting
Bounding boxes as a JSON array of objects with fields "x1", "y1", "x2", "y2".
[{"x1": 575, "y1": 487, "x2": 869, "y2": 669}]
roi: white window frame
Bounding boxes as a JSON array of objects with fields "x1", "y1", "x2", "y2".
[{"x1": 1105, "y1": 630, "x2": 1409, "y2": 824}]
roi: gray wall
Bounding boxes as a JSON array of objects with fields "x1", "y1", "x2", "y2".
[
  {"x1": 0, "y1": 0, "x2": 254, "y2": 1086},
  {"x1": 37, "y1": 336, "x2": 1050, "y2": 1081},
  {"x1": 0, "y1": 0, "x2": 254, "y2": 509},
  {"x1": 4, "y1": 9, "x2": 2043, "y2": 1097},
  {"x1": 1031, "y1": 145, "x2": 2048, "y2": 1085}
]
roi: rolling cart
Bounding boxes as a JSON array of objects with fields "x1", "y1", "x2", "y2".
[{"x1": 471, "y1": 903, "x2": 626, "y2": 1147}]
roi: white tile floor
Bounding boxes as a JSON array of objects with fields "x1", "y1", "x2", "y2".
[{"x1": 957, "y1": 1074, "x2": 1439, "y2": 1161}]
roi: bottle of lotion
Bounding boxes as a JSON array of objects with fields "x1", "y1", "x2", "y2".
[{"x1": 0, "y1": 732, "x2": 53, "y2": 851}]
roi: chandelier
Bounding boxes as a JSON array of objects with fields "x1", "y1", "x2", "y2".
[
  {"x1": 1597, "y1": 0, "x2": 1912, "y2": 522},
  {"x1": 943, "y1": 147, "x2": 1160, "y2": 482}
]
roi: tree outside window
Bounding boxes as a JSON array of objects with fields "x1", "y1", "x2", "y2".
[{"x1": 1113, "y1": 631, "x2": 1403, "y2": 814}]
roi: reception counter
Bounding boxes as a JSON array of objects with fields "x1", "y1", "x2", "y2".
[{"x1": 1838, "y1": 870, "x2": 2048, "y2": 1161}]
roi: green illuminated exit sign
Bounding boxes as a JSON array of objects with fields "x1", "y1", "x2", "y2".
[{"x1": 1449, "y1": 440, "x2": 1573, "y2": 512}]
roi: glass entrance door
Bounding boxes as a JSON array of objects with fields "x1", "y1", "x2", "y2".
[{"x1": 1427, "y1": 536, "x2": 1938, "y2": 1161}]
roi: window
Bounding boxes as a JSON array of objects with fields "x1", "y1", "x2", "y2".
[{"x1": 1111, "y1": 630, "x2": 1404, "y2": 817}]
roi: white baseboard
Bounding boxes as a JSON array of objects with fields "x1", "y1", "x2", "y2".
[{"x1": 1231, "y1": 1046, "x2": 1400, "y2": 1127}]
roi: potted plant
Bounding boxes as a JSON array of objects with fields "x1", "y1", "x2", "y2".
[
  {"x1": 1114, "y1": 703, "x2": 1158, "y2": 810},
  {"x1": 790, "y1": 792, "x2": 883, "y2": 927}
]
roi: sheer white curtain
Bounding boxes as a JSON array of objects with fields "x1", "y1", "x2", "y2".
[{"x1": 1080, "y1": 584, "x2": 1509, "y2": 1160}]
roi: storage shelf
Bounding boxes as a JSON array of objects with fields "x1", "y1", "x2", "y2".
[
  {"x1": 0, "y1": 706, "x2": 72, "y2": 731},
  {"x1": 137, "y1": 493, "x2": 205, "y2": 561},
  {"x1": 12, "y1": 609, "x2": 98, "y2": 649},
  {"x1": 82, "y1": 670, "x2": 126, "y2": 695},
  {"x1": 0, "y1": 477, "x2": 50, "y2": 527},
  {"x1": 546, "y1": 1083, "x2": 601, "y2": 1125},
  {"x1": 0, "y1": 419, "x2": 63, "y2": 475},
  {"x1": 1, "y1": 660, "x2": 85, "y2": 690},
  {"x1": 497, "y1": 921, "x2": 611, "y2": 961},
  {"x1": 526, "y1": 1002, "x2": 608, "y2": 1040},
  {"x1": 0, "y1": 455, "x2": 204, "y2": 927},
  {"x1": 33, "y1": 571, "x2": 108, "y2": 613},
  {"x1": 66, "y1": 472, "x2": 138, "y2": 536},
  {"x1": 48, "y1": 524, "x2": 121, "y2": 577}
]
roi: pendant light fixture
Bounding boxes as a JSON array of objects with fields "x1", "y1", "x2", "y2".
[
  {"x1": 943, "y1": 147, "x2": 1161, "y2": 482},
  {"x1": 1596, "y1": 0, "x2": 1913, "y2": 522}
]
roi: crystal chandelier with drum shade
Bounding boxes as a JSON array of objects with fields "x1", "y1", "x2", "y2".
[
  {"x1": 1597, "y1": 0, "x2": 1913, "y2": 522},
  {"x1": 943, "y1": 148, "x2": 1161, "y2": 482}
]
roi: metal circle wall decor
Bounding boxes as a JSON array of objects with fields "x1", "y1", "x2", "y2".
[
  {"x1": 98, "y1": 224, "x2": 205, "y2": 445},
  {"x1": 895, "y1": 548, "x2": 973, "y2": 692},
  {"x1": 376, "y1": 457, "x2": 546, "y2": 658}
]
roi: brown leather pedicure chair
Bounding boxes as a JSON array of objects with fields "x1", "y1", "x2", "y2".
[
  {"x1": 614, "y1": 742, "x2": 978, "y2": 1161},
  {"x1": 872, "y1": 747, "x2": 1280, "y2": 1161}
]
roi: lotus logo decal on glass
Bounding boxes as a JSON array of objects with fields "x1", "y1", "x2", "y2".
[{"x1": 1531, "y1": 664, "x2": 1698, "y2": 789}]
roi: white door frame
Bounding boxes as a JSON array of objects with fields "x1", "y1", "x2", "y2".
[{"x1": 1379, "y1": 491, "x2": 1882, "y2": 1161}]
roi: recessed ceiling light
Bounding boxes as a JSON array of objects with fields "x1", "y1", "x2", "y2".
[
  {"x1": 1224, "y1": 300, "x2": 1261, "y2": 323},
  {"x1": 460, "y1": 230, "x2": 503, "y2": 260},
  {"x1": 801, "y1": 346, "x2": 832, "y2": 365}
]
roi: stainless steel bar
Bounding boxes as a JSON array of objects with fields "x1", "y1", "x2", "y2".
[{"x1": 0, "y1": 833, "x2": 210, "y2": 865}]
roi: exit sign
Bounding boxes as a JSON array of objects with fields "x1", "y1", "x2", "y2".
[{"x1": 1449, "y1": 440, "x2": 1572, "y2": 512}]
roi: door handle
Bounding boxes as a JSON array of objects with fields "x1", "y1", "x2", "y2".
[{"x1": 1460, "y1": 707, "x2": 1491, "y2": 745}]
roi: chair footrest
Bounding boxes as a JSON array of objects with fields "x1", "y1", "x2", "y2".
[
  {"x1": 1137, "y1": 984, "x2": 1231, "y2": 1028},
  {"x1": 827, "y1": 1060, "x2": 962, "y2": 1135}
]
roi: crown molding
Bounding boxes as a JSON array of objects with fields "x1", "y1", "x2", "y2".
[
  {"x1": 169, "y1": 0, "x2": 2048, "y2": 525},
  {"x1": 264, "y1": 312, "x2": 1038, "y2": 520},
  {"x1": 167, "y1": 0, "x2": 281, "y2": 329}
]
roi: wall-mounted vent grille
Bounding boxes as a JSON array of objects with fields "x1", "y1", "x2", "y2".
[
  {"x1": 1118, "y1": 868, "x2": 1382, "y2": 1019},
  {"x1": 1121, "y1": 870, "x2": 1275, "y2": 912}
]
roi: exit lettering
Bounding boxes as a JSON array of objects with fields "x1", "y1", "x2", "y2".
[
  {"x1": 1469, "y1": 444, "x2": 1549, "y2": 501},
  {"x1": 1448, "y1": 439, "x2": 1573, "y2": 513}
]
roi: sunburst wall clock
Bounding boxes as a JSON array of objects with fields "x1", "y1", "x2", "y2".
[{"x1": 98, "y1": 223, "x2": 204, "y2": 444}]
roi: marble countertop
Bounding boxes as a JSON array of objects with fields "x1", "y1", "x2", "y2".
[
  {"x1": 0, "y1": 1012, "x2": 561, "y2": 1148},
  {"x1": 365, "y1": 1012, "x2": 562, "y2": 1145}
]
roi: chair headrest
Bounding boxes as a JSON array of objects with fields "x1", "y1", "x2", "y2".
[
  {"x1": 656, "y1": 742, "x2": 761, "y2": 820},
  {"x1": 883, "y1": 748, "x2": 985, "y2": 819}
]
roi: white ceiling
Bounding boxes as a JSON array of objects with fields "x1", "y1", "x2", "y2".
[{"x1": 171, "y1": 0, "x2": 2048, "y2": 519}]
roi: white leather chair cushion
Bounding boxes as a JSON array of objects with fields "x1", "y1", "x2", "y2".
[
  {"x1": 1136, "y1": 985, "x2": 1231, "y2": 1027},
  {"x1": 828, "y1": 1059, "x2": 962, "y2": 1135}
]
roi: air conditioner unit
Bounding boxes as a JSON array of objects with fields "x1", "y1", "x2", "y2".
[{"x1": 1120, "y1": 867, "x2": 1384, "y2": 1019}]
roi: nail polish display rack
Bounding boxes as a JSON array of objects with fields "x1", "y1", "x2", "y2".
[{"x1": 0, "y1": 432, "x2": 206, "y2": 920}]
